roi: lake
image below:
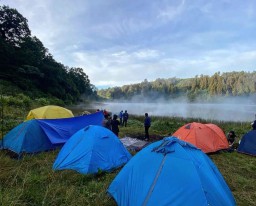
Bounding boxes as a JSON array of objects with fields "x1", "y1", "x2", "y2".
[{"x1": 85, "y1": 102, "x2": 256, "y2": 122}]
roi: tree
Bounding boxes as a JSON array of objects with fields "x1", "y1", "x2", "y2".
[
  {"x1": 0, "y1": 35, "x2": 15, "y2": 65},
  {"x1": 17, "y1": 36, "x2": 48, "y2": 66},
  {"x1": 0, "y1": 5, "x2": 31, "y2": 46},
  {"x1": 68, "y1": 67, "x2": 92, "y2": 95}
]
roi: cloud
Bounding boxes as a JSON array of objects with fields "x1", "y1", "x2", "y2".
[
  {"x1": 2, "y1": 0, "x2": 256, "y2": 89},
  {"x1": 157, "y1": 0, "x2": 186, "y2": 22},
  {"x1": 67, "y1": 46, "x2": 256, "y2": 88}
]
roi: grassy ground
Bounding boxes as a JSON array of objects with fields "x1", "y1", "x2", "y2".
[{"x1": 0, "y1": 114, "x2": 255, "y2": 206}]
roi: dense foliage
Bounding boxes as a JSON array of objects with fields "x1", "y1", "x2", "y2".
[
  {"x1": 0, "y1": 5, "x2": 96, "y2": 104},
  {"x1": 98, "y1": 72, "x2": 256, "y2": 102}
]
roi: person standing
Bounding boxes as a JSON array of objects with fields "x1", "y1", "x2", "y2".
[
  {"x1": 111, "y1": 114, "x2": 120, "y2": 137},
  {"x1": 103, "y1": 109, "x2": 108, "y2": 116},
  {"x1": 103, "y1": 114, "x2": 111, "y2": 130},
  {"x1": 105, "y1": 115, "x2": 112, "y2": 130},
  {"x1": 119, "y1": 110, "x2": 123, "y2": 126},
  {"x1": 144, "y1": 113, "x2": 151, "y2": 141},
  {"x1": 252, "y1": 120, "x2": 256, "y2": 130},
  {"x1": 123, "y1": 110, "x2": 129, "y2": 127}
]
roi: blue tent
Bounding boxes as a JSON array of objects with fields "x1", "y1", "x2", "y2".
[
  {"x1": 0, "y1": 112, "x2": 104, "y2": 155},
  {"x1": 108, "y1": 137, "x2": 236, "y2": 206},
  {"x1": 0, "y1": 120, "x2": 57, "y2": 154},
  {"x1": 53, "y1": 125, "x2": 132, "y2": 174},
  {"x1": 37, "y1": 111, "x2": 104, "y2": 144},
  {"x1": 237, "y1": 130, "x2": 256, "y2": 156}
]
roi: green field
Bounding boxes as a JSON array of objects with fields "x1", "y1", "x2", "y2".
[{"x1": 0, "y1": 115, "x2": 256, "y2": 206}]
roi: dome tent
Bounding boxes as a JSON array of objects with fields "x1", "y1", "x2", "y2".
[
  {"x1": 237, "y1": 130, "x2": 256, "y2": 156},
  {"x1": 0, "y1": 112, "x2": 104, "y2": 155},
  {"x1": 26, "y1": 105, "x2": 74, "y2": 120},
  {"x1": 173, "y1": 122, "x2": 229, "y2": 153},
  {"x1": 53, "y1": 125, "x2": 132, "y2": 174},
  {"x1": 37, "y1": 112, "x2": 104, "y2": 144},
  {"x1": 0, "y1": 120, "x2": 57, "y2": 155},
  {"x1": 108, "y1": 137, "x2": 236, "y2": 206}
]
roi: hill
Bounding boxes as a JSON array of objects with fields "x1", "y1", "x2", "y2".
[{"x1": 0, "y1": 5, "x2": 97, "y2": 105}]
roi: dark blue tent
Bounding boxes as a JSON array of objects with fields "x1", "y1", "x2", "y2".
[
  {"x1": 0, "y1": 120, "x2": 57, "y2": 154},
  {"x1": 237, "y1": 130, "x2": 256, "y2": 156},
  {"x1": 37, "y1": 111, "x2": 104, "y2": 144},
  {"x1": 53, "y1": 125, "x2": 132, "y2": 174},
  {"x1": 108, "y1": 137, "x2": 236, "y2": 206}
]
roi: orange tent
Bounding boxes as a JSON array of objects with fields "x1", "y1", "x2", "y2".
[{"x1": 173, "y1": 122, "x2": 229, "y2": 153}]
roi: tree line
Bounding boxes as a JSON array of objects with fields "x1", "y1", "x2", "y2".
[
  {"x1": 1, "y1": 6, "x2": 256, "y2": 105},
  {"x1": 98, "y1": 71, "x2": 256, "y2": 102},
  {"x1": 0, "y1": 5, "x2": 96, "y2": 104}
]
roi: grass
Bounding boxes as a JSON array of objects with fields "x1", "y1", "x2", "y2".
[{"x1": 0, "y1": 114, "x2": 256, "y2": 206}]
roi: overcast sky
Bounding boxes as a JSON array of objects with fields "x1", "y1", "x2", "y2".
[{"x1": 1, "y1": 0, "x2": 256, "y2": 88}]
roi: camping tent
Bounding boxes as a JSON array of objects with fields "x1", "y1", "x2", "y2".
[
  {"x1": 0, "y1": 112, "x2": 104, "y2": 155},
  {"x1": 172, "y1": 122, "x2": 229, "y2": 153},
  {"x1": 108, "y1": 137, "x2": 236, "y2": 206},
  {"x1": 53, "y1": 125, "x2": 132, "y2": 174},
  {"x1": 26, "y1": 105, "x2": 74, "y2": 120},
  {"x1": 37, "y1": 111, "x2": 104, "y2": 144},
  {"x1": 237, "y1": 130, "x2": 256, "y2": 156},
  {"x1": 0, "y1": 120, "x2": 57, "y2": 154}
]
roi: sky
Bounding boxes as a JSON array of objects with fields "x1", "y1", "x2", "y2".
[{"x1": 1, "y1": 0, "x2": 256, "y2": 89}]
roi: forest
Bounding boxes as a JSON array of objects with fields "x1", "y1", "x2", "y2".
[
  {"x1": 1, "y1": 5, "x2": 256, "y2": 106},
  {"x1": 98, "y1": 72, "x2": 256, "y2": 102},
  {"x1": 0, "y1": 5, "x2": 97, "y2": 105}
]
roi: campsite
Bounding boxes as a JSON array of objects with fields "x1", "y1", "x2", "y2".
[
  {"x1": 1, "y1": 3, "x2": 256, "y2": 205},
  {"x1": 0, "y1": 106, "x2": 256, "y2": 206}
]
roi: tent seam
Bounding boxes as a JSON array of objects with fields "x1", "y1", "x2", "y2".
[{"x1": 142, "y1": 155, "x2": 167, "y2": 206}]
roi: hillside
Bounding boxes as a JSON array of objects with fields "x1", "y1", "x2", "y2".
[{"x1": 0, "y1": 5, "x2": 96, "y2": 104}]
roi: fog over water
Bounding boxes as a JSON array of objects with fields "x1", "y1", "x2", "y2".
[
  {"x1": 98, "y1": 102, "x2": 255, "y2": 122},
  {"x1": 92, "y1": 98, "x2": 256, "y2": 122}
]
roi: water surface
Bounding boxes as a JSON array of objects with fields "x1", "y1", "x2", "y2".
[{"x1": 92, "y1": 102, "x2": 256, "y2": 122}]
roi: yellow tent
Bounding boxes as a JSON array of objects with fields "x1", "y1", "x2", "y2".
[{"x1": 26, "y1": 105, "x2": 74, "y2": 120}]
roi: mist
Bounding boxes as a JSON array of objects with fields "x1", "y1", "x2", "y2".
[{"x1": 93, "y1": 96, "x2": 256, "y2": 122}]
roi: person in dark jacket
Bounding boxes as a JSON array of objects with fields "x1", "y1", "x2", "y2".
[
  {"x1": 119, "y1": 110, "x2": 123, "y2": 126},
  {"x1": 144, "y1": 113, "x2": 151, "y2": 141},
  {"x1": 123, "y1": 110, "x2": 129, "y2": 127},
  {"x1": 104, "y1": 115, "x2": 112, "y2": 130},
  {"x1": 252, "y1": 120, "x2": 256, "y2": 130},
  {"x1": 111, "y1": 114, "x2": 120, "y2": 137},
  {"x1": 227, "y1": 131, "x2": 236, "y2": 146}
]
